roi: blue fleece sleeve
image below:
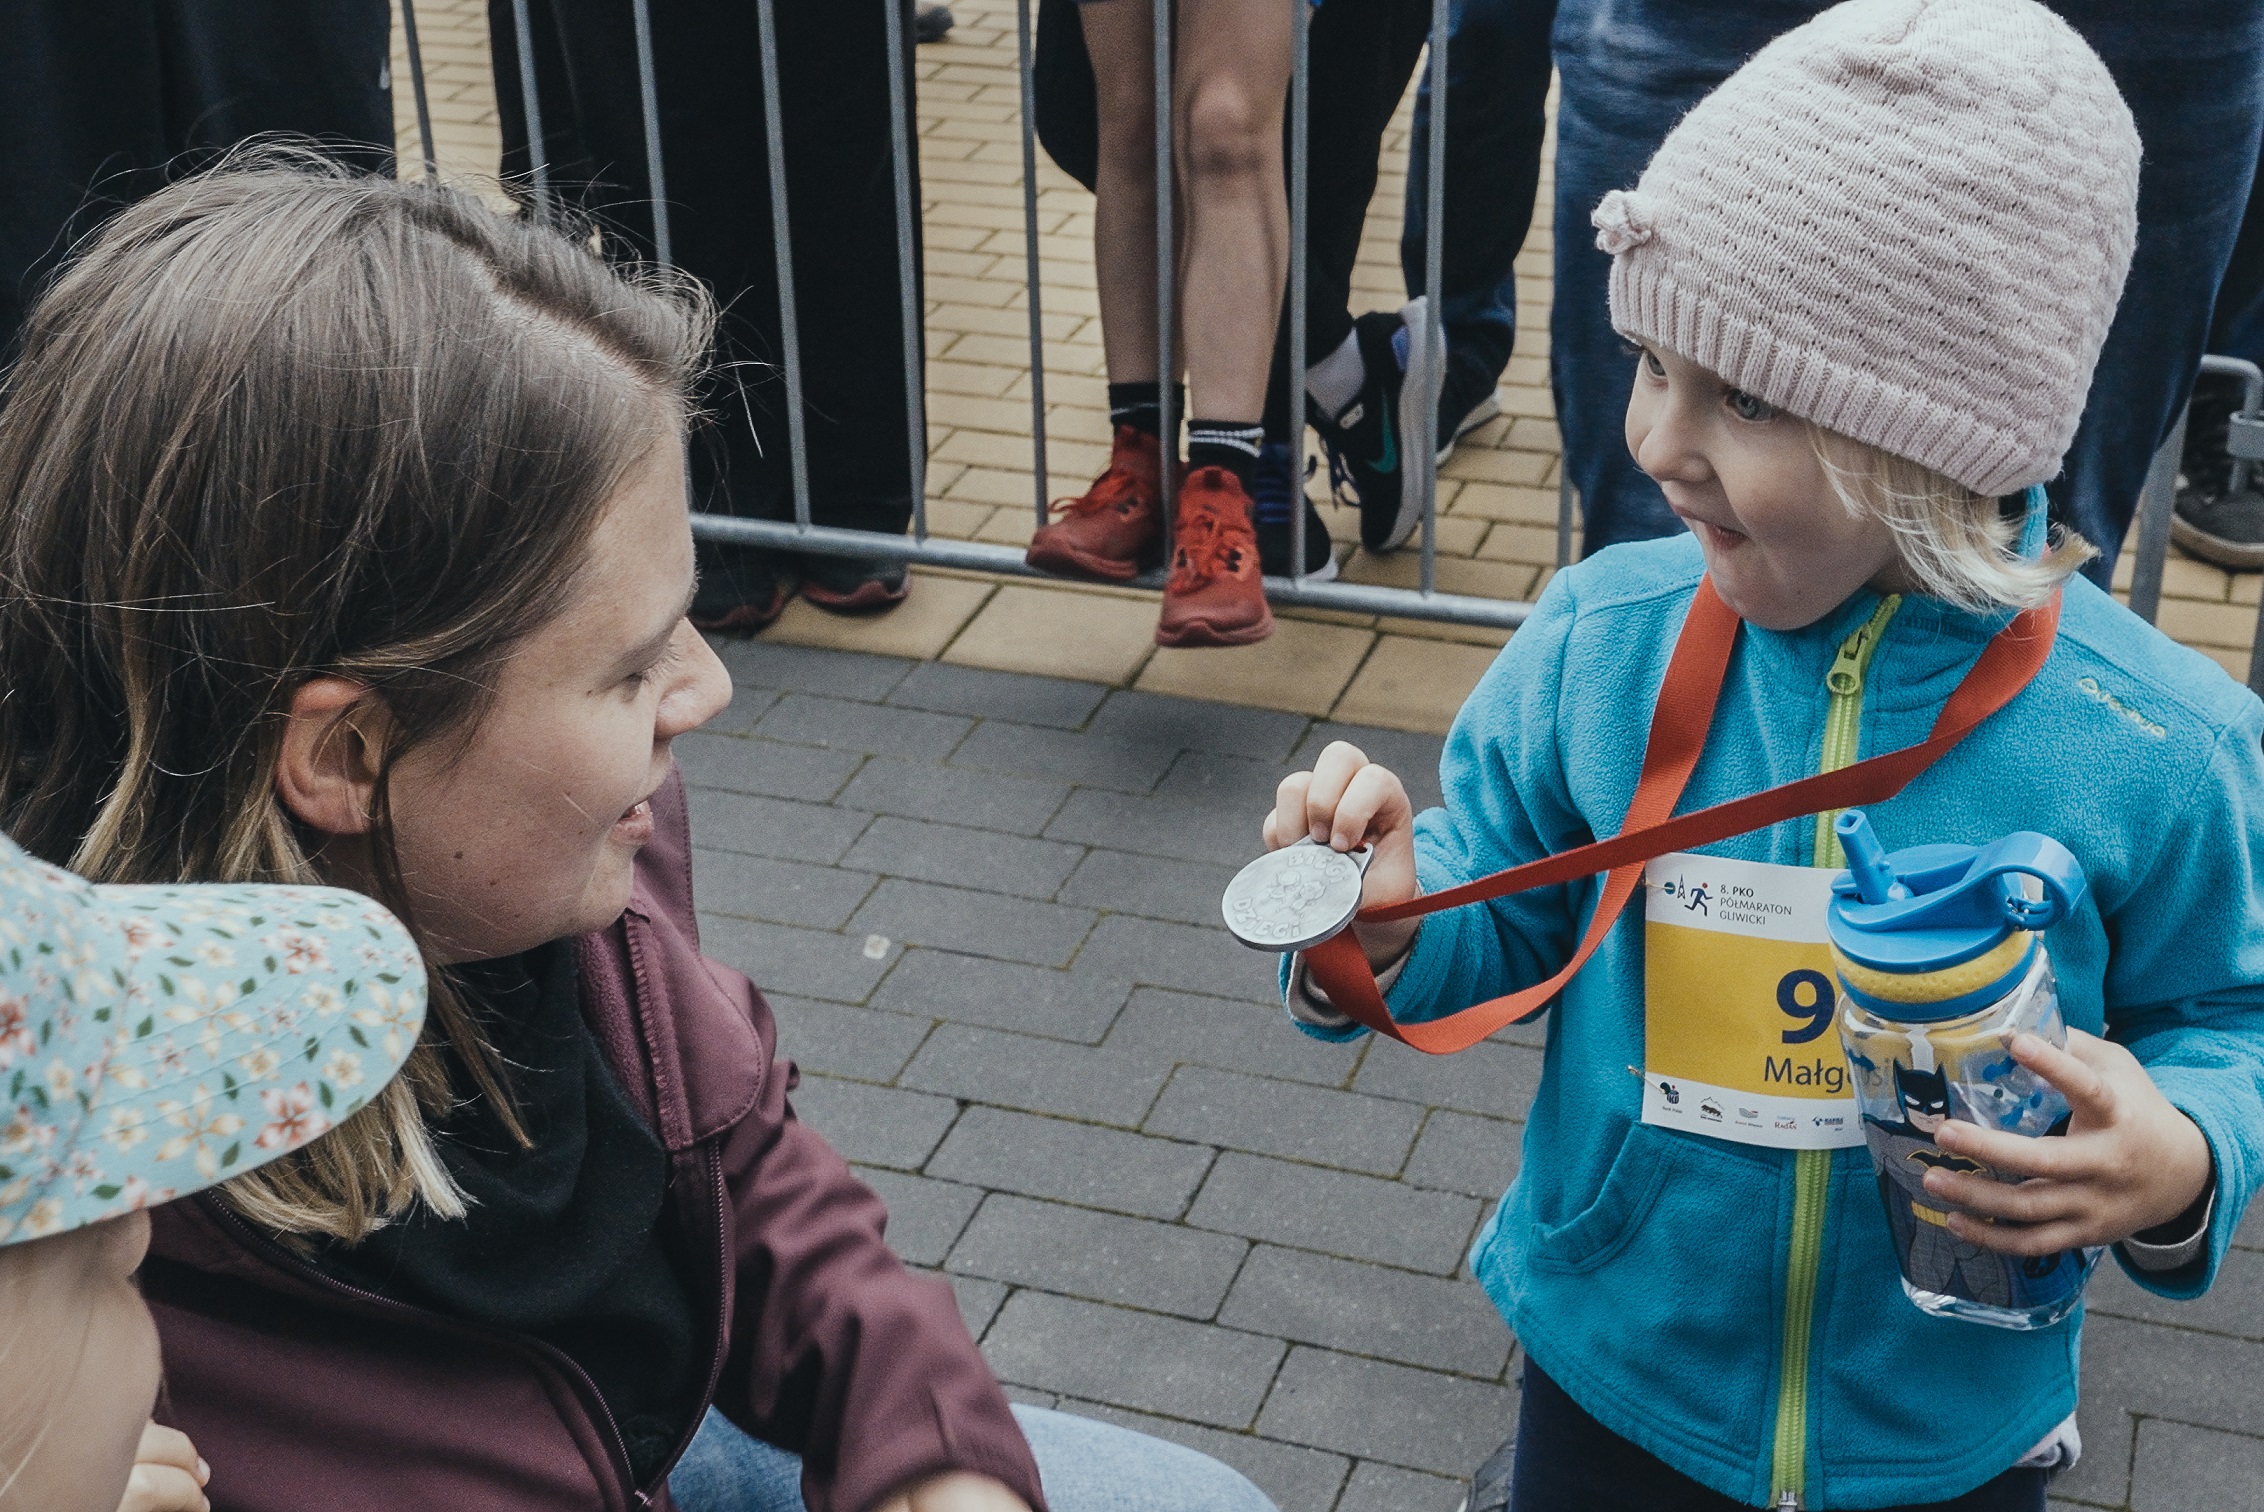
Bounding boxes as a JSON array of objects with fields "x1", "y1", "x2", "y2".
[
  {"x1": 2101, "y1": 704, "x2": 2264, "y2": 1298},
  {"x1": 1283, "y1": 572, "x2": 1592, "y2": 1040}
]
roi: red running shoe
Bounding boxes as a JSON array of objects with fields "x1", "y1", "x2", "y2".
[
  {"x1": 1156, "y1": 466, "x2": 1273, "y2": 647},
  {"x1": 1025, "y1": 425, "x2": 1168, "y2": 582}
]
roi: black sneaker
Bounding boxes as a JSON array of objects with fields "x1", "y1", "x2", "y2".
[
  {"x1": 1310, "y1": 298, "x2": 1434, "y2": 553},
  {"x1": 2172, "y1": 373, "x2": 2264, "y2": 569},
  {"x1": 1252, "y1": 440, "x2": 1336, "y2": 580},
  {"x1": 1464, "y1": 1432, "x2": 1516, "y2": 1512},
  {"x1": 915, "y1": 1, "x2": 954, "y2": 42},
  {"x1": 691, "y1": 539, "x2": 789, "y2": 634},
  {"x1": 797, "y1": 552, "x2": 910, "y2": 614},
  {"x1": 1435, "y1": 361, "x2": 1502, "y2": 465}
]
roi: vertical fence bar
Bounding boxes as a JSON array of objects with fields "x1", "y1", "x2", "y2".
[
  {"x1": 754, "y1": 0, "x2": 814, "y2": 528},
  {"x1": 630, "y1": 0, "x2": 673, "y2": 266},
  {"x1": 1016, "y1": 0, "x2": 1051, "y2": 524},
  {"x1": 508, "y1": 0, "x2": 552, "y2": 215},
  {"x1": 883, "y1": 0, "x2": 929, "y2": 540},
  {"x1": 2127, "y1": 414, "x2": 2184, "y2": 626},
  {"x1": 398, "y1": 0, "x2": 438, "y2": 179},
  {"x1": 1287, "y1": 0, "x2": 1310, "y2": 584},
  {"x1": 1417, "y1": 0, "x2": 1448, "y2": 596},
  {"x1": 1154, "y1": 0, "x2": 1178, "y2": 553}
]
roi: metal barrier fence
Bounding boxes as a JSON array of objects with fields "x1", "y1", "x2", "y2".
[
  {"x1": 395, "y1": 0, "x2": 2250, "y2": 661},
  {"x1": 397, "y1": 0, "x2": 1534, "y2": 631}
]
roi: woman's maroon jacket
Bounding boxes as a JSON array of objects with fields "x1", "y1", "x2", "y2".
[{"x1": 143, "y1": 771, "x2": 1045, "y2": 1512}]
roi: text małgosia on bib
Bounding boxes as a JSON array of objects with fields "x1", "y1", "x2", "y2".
[{"x1": 1642, "y1": 852, "x2": 1862, "y2": 1150}]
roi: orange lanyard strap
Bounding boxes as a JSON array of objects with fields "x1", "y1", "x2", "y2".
[{"x1": 1302, "y1": 579, "x2": 2061, "y2": 1056}]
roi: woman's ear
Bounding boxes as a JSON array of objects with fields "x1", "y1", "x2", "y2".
[{"x1": 276, "y1": 678, "x2": 386, "y2": 838}]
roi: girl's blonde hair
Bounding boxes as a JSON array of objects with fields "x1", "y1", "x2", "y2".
[
  {"x1": 1807, "y1": 428, "x2": 2094, "y2": 613},
  {"x1": 0, "y1": 155, "x2": 711, "y2": 1241}
]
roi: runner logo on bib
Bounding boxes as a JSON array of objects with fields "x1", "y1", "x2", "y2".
[{"x1": 1642, "y1": 852, "x2": 1862, "y2": 1150}]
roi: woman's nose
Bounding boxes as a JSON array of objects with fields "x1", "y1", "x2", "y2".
[{"x1": 659, "y1": 621, "x2": 733, "y2": 739}]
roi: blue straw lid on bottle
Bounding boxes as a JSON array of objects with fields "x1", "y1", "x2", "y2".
[{"x1": 1825, "y1": 810, "x2": 2087, "y2": 1022}]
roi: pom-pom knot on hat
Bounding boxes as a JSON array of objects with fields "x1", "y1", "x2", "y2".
[{"x1": 1592, "y1": 0, "x2": 2139, "y2": 497}]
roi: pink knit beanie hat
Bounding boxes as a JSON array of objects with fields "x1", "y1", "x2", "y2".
[{"x1": 1593, "y1": 0, "x2": 2139, "y2": 496}]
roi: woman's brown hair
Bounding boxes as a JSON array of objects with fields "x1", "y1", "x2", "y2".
[{"x1": 0, "y1": 155, "x2": 711, "y2": 1239}]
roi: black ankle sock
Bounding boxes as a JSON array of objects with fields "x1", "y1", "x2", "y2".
[
  {"x1": 1185, "y1": 420, "x2": 1264, "y2": 490},
  {"x1": 1108, "y1": 381, "x2": 1185, "y2": 438}
]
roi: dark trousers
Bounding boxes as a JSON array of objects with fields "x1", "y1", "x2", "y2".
[
  {"x1": 491, "y1": 0, "x2": 923, "y2": 535},
  {"x1": 1402, "y1": 0, "x2": 1556, "y2": 401},
  {"x1": 1509, "y1": 1358, "x2": 2048, "y2": 1512},
  {"x1": 1550, "y1": 0, "x2": 2264, "y2": 577},
  {"x1": 0, "y1": 0, "x2": 391, "y2": 362}
]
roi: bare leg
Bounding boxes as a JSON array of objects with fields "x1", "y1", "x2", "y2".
[
  {"x1": 1174, "y1": 0, "x2": 1290, "y2": 423},
  {"x1": 1079, "y1": 0, "x2": 1161, "y2": 385}
]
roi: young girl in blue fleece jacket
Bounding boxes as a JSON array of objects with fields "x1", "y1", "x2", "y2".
[{"x1": 1261, "y1": 2, "x2": 2264, "y2": 1508}]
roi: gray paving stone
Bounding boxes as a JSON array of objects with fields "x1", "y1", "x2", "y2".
[
  {"x1": 1292, "y1": 724, "x2": 1449, "y2": 812},
  {"x1": 1354, "y1": 1038, "x2": 1546, "y2": 1122},
  {"x1": 692, "y1": 849, "x2": 879, "y2": 930},
  {"x1": 944, "y1": 1271, "x2": 1009, "y2": 1341},
  {"x1": 2078, "y1": 1313, "x2": 2264, "y2": 1439},
  {"x1": 765, "y1": 995, "x2": 933, "y2": 1082},
  {"x1": 837, "y1": 757, "x2": 1071, "y2": 836},
  {"x1": 952, "y1": 720, "x2": 1182, "y2": 793},
  {"x1": 1153, "y1": 751, "x2": 1304, "y2": 817},
  {"x1": 1086, "y1": 690, "x2": 1311, "y2": 763},
  {"x1": 843, "y1": 815, "x2": 1086, "y2": 899},
  {"x1": 1052, "y1": 1400, "x2": 1351, "y2": 1512},
  {"x1": 850, "y1": 879, "x2": 1097, "y2": 968},
  {"x1": 1145, "y1": 1066, "x2": 1424, "y2": 1176},
  {"x1": 927, "y1": 1108, "x2": 1215, "y2": 1220},
  {"x1": 1046, "y1": 788, "x2": 1265, "y2": 867},
  {"x1": 2048, "y1": 1400, "x2": 2132, "y2": 1510},
  {"x1": 2131, "y1": 1418, "x2": 2264, "y2": 1511},
  {"x1": 1403, "y1": 1111, "x2": 1523, "y2": 1198},
  {"x1": 2237, "y1": 1195, "x2": 2264, "y2": 1251},
  {"x1": 887, "y1": 662, "x2": 1111, "y2": 729},
  {"x1": 1188, "y1": 1154, "x2": 1483, "y2": 1274},
  {"x1": 1057, "y1": 849, "x2": 1242, "y2": 928},
  {"x1": 1219, "y1": 1247, "x2": 1512, "y2": 1379},
  {"x1": 711, "y1": 639, "x2": 915, "y2": 700},
  {"x1": 902, "y1": 1024, "x2": 1172, "y2": 1127},
  {"x1": 947, "y1": 1193, "x2": 1249, "y2": 1318},
  {"x1": 2087, "y1": 1246, "x2": 2264, "y2": 1342},
  {"x1": 1073, "y1": 915, "x2": 1285, "y2": 1002},
  {"x1": 1003, "y1": 1386, "x2": 1060, "y2": 1410},
  {"x1": 787, "y1": 1074, "x2": 958, "y2": 1170},
  {"x1": 1103, "y1": 988, "x2": 1366, "y2": 1088},
  {"x1": 1256, "y1": 1347, "x2": 1515, "y2": 1477},
  {"x1": 853, "y1": 1166, "x2": 983, "y2": 1265},
  {"x1": 685, "y1": 785, "x2": 874, "y2": 864},
  {"x1": 981, "y1": 1291, "x2": 1285, "y2": 1429},
  {"x1": 675, "y1": 730, "x2": 862, "y2": 802},
  {"x1": 697, "y1": 914, "x2": 898, "y2": 1003},
  {"x1": 872, "y1": 949, "x2": 1132, "y2": 1043},
  {"x1": 1336, "y1": 1461, "x2": 1468, "y2": 1512},
  {"x1": 756, "y1": 693, "x2": 973, "y2": 762},
  {"x1": 697, "y1": 684, "x2": 780, "y2": 737}
]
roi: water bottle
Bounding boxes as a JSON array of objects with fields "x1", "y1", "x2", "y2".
[{"x1": 1827, "y1": 810, "x2": 2099, "y2": 1330}]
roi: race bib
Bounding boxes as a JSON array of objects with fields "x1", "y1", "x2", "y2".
[{"x1": 1640, "y1": 852, "x2": 1863, "y2": 1150}]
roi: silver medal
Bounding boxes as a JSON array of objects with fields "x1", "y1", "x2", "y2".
[{"x1": 1221, "y1": 838, "x2": 1372, "y2": 952}]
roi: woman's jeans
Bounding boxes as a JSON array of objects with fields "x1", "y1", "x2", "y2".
[
  {"x1": 1550, "y1": 0, "x2": 2264, "y2": 579},
  {"x1": 670, "y1": 1404, "x2": 1281, "y2": 1512}
]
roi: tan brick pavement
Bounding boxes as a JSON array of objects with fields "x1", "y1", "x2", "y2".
[{"x1": 391, "y1": 0, "x2": 2264, "y2": 732}]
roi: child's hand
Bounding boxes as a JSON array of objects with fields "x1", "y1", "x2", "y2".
[
  {"x1": 1921, "y1": 1030, "x2": 2215, "y2": 1256},
  {"x1": 1265, "y1": 741, "x2": 1420, "y2": 970},
  {"x1": 118, "y1": 1422, "x2": 210, "y2": 1512},
  {"x1": 873, "y1": 1471, "x2": 1030, "y2": 1512}
]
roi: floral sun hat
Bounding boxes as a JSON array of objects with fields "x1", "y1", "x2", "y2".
[{"x1": 0, "y1": 831, "x2": 426, "y2": 1244}]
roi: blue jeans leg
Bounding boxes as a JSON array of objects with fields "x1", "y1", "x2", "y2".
[{"x1": 669, "y1": 1405, "x2": 1280, "y2": 1512}]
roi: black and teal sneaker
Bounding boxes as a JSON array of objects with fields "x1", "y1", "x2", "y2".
[
  {"x1": 1252, "y1": 440, "x2": 1337, "y2": 580},
  {"x1": 1310, "y1": 298, "x2": 1436, "y2": 553}
]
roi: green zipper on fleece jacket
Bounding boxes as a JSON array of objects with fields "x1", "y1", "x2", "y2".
[{"x1": 1770, "y1": 593, "x2": 1901, "y2": 1511}]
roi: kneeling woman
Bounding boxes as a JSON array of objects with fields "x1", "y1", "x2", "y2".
[{"x1": 0, "y1": 161, "x2": 1274, "y2": 1512}]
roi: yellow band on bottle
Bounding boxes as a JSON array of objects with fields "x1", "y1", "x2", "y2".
[{"x1": 1828, "y1": 932, "x2": 2031, "y2": 1008}]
